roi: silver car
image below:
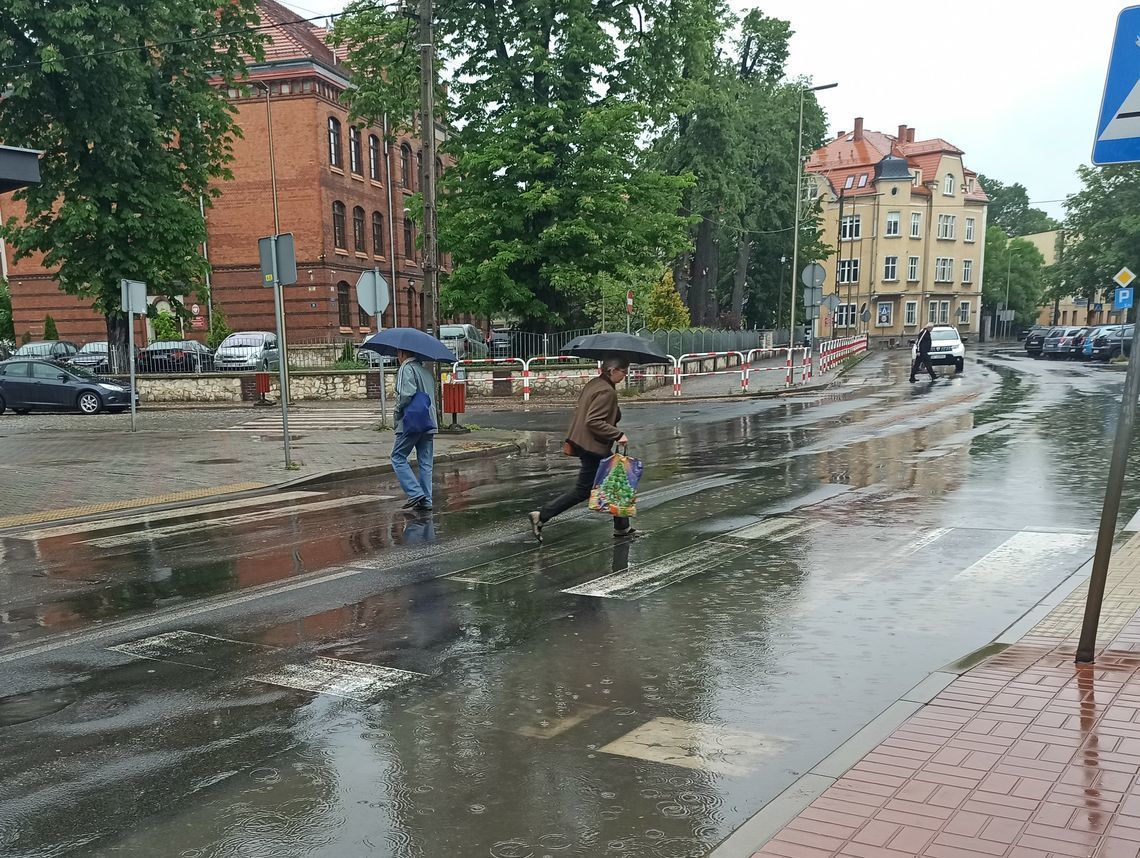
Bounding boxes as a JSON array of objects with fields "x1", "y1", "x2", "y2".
[
  {"x1": 439, "y1": 324, "x2": 489, "y2": 361},
  {"x1": 213, "y1": 332, "x2": 280, "y2": 372}
]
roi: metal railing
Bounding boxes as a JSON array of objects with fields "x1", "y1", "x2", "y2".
[{"x1": 636, "y1": 328, "x2": 775, "y2": 357}]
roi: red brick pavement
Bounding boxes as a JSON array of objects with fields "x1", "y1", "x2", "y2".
[{"x1": 753, "y1": 616, "x2": 1140, "y2": 857}]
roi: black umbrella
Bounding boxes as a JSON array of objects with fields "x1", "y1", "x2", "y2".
[{"x1": 560, "y1": 332, "x2": 670, "y2": 365}]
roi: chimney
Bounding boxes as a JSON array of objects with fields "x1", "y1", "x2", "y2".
[
  {"x1": 907, "y1": 128, "x2": 916, "y2": 143},
  {"x1": 897, "y1": 124, "x2": 908, "y2": 144},
  {"x1": 853, "y1": 117, "x2": 864, "y2": 141}
]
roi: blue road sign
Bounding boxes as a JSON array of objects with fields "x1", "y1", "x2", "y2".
[
  {"x1": 1094, "y1": 6, "x2": 1140, "y2": 165},
  {"x1": 1116, "y1": 287, "x2": 1134, "y2": 310}
]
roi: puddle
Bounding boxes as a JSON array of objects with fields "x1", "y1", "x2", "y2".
[
  {"x1": 941, "y1": 641, "x2": 1009, "y2": 674},
  {"x1": 0, "y1": 685, "x2": 79, "y2": 726}
]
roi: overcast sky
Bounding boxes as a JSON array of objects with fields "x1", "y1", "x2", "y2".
[{"x1": 285, "y1": 0, "x2": 1126, "y2": 219}]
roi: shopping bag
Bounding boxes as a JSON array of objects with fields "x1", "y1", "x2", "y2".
[{"x1": 589, "y1": 453, "x2": 644, "y2": 517}]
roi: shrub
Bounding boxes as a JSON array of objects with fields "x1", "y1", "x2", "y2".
[{"x1": 43, "y1": 314, "x2": 59, "y2": 340}]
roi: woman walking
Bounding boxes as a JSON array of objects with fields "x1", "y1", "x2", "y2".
[
  {"x1": 528, "y1": 357, "x2": 633, "y2": 542},
  {"x1": 391, "y1": 349, "x2": 437, "y2": 511}
]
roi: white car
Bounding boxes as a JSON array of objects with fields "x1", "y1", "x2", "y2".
[
  {"x1": 912, "y1": 326, "x2": 966, "y2": 372},
  {"x1": 213, "y1": 332, "x2": 280, "y2": 372}
]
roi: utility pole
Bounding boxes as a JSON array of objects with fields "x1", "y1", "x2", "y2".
[{"x1": 418, "y1": 0, "x2": 438, "y2": 339}]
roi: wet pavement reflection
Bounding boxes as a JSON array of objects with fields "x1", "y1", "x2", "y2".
[{"x1": 2, "y1": 350, "x2": 1138, "y2": 857}]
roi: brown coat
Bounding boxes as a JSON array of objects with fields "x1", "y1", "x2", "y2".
[{"x1": 565, "y1": 375, "x2": 622, "y2": 456}]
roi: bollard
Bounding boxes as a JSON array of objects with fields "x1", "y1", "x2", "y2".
[
  {"x1": 523, "y1": 367, "x2": 531, "y2": 402},
  {"x1": 672, "y1": 359, "x2": 681, "y2": 397},
  {"x1": 785, "y1": 349, "x2": 793, "y2": 387},
  {"x1": 741, "y1": 359, "x2": 750, "y2": 393}
]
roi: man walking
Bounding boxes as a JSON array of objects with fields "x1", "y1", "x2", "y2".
[
  {"x1": 910, "y1": 322, "x2": 937, "y2": 383},
  {"x1": 391, "y1": 349, "x2": 437, "y2": 511}
]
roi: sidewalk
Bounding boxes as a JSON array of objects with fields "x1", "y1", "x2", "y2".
[{"x1": 747, "y1": 532, "x2": 1140, "y2": 858}]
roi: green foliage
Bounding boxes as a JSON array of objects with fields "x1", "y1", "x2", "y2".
[
  {"x1": 42, "y1": 314, "x2": 59, "y2": 340},
  {"x1": 645, "y1": 271, "x2": 691, "y2": 330},
  {"x1": 982, "y1": 226, "x2": 1047, "y2": 324},
  {"x1": 976, "y1": 174, "x2": 1060, "y2": 236},
  {"x1": 0, "y1": 279, "x2": 13, "y2": 342},
  {"x1": 21, "y1": 330, "x2": 32, "y2": 345},
  {"x1": 0, "y1": 0, "x2": 265, "y2": 352},
  {"x1": 335, "y1": 0, "x2": 698, "y2": 329},
  {"x1": 339, "y1": 340, "x2": 356, "y2": 364},
  {"x1": 152, "y1": 312, "x2": 181, "y2": 342},
  {"x1": 206, "y1": 304, "x2": 232, "y2": 350}
]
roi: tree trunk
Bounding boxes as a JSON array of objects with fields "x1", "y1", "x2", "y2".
[
  {"x1": 690, "y1": 216, "x2": 718, "y2": 326},
  {"x1": 674, "y1": 251, "x2": 691, "y2": 306},
  {"x1": 728, "y1": 236, "x2": 750, "y2": 329},
  {"x1": 106, "y1": 313, "x2": 130, "y2": 375}
]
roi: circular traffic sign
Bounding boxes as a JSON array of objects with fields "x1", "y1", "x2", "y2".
[
  {"x1": 191, "y1": 303, "x2": 200, "y2": 316},
  {"x1": 801, "y1": 263, "x2": 826, "y2": 289}
]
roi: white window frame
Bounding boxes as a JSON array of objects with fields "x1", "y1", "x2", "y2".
[
  {"x1": 907, "y1": 256, "x2": 919, "y2": 282},
  {"x1": 958, "y1": 301, "x2": 971, "y2": 324},
  {"x1": 939, "y1": 301, "x2": 951, "y2": 325},
  {"x1": 883, "y1": 256, "x2": 898, "y2": 281},
  {"x1": 937, "y1": 214, "x2": 956, "y2": 240},
  {"x1": 834, "y1": 303, "x2": 858, "y2": 327},
  {"x1": 905, "y1": 301, "x2": 918, "y2": 326},
  {"x1": 885, "y1": 211, "x2": 901, "y2": 237},
  {"x1": 840, "y1": 214, "x2": 861, "y2": 241},
  {"x1": 910, "y1": 212, "x2": 921, "y2": 238},
  {"x1": 965, "y1": 217, "x2": 976, "y2": 243},
  {"x1": 844, "y1": 175, "x2": 854, "y2": 190},
  {"x1": 928, "y1": 301, "x2": 939, "y2": 324},
  {"x1": 876, "y1": 301, "x2": 893, "y2": 327},
  {"x1": 858, "y1": 173, "x2": 868, "y2": 188},
  {"x1": 944, "y1": 173, "x2": 955, "y2": 196},
  {"x1": 935, "y1": 257, "x2": 954, "y2": 282},
  {"x1": 838, "y1": 258, "x2": 860, "y2": 284},
  {"x1": 962, "y1": 259, "x2": 973, "y2": 284}
]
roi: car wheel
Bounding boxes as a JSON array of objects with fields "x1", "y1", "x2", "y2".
[
  {"x1": 0, "y1": 395, "x2": 5, "y2": 415},
  {"x1": 955, "y1": 359, "x2": 964, "y2": 372},
  {"x1": 14, "y1": 409, "x2": 29, "y2": 415},
  {"x1": 77, "y1": 391, "x2": 103, "y2": 415}
]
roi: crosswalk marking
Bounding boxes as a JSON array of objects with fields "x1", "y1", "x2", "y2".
[
  {"x1": 214, "y1": 409, "x2": 381, "y2": 433},
  {"x1": 952, "y1": 531, "x2": 1092, "y2": 585},
  {"x1": 84, "y1": 495, "x2": 392, "y2": 547}
]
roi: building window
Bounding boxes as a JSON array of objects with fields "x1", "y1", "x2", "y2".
[
  {"x1": 353, "y1": 206, "x2": 366, "y2": 252},
  {"x1": 834, "y1": 303, "x2": 858, "y2": 327},
  {"x1": 337, "y1": 281, "x2": 351, "y2": 327},
  {"x1": 328, "y1": 117, "x2": 343, "y2": 169},
  {"x1": 372, "y1": 211, "x2": 384, "y2": 256},
  {"x1": 967, "y1": 177, "x2": 975, "y2": 193},
  {"x1": 802, "y1": 177, "x2": 819, "y2": 202},
  {"x1": 369, "y1": 135, "x2": 381, "y2": 181},
  {"x1": 401, "y1": 144, "x2": 412, "y2": 189},
  {"x1": 885, "y1": 212, "x2": 901, "y2": 237},
  {"x1": 965, "y1": 217, "x2": 976, "y2": 242},
  {"x1": 935, "y1": 257, "x2": 953, "y2": 282},
  {"x1": 905, "y1": 301, "x2": 918, "y2": 326},
  {"x1": 939, "y1": 301, "x2": 950, "y2": 325},
  {"x1": 883, "y1": 256, "x2": 898, "y2": 281},
  {"x1": 876, "y1": 301, "x2": 893, "y2": 327},
  {"x1": 958, "y1": 301, "x2": 971, "y2": 324},
  {"x1": 910, "y1": 212, "x2": 921, "y2": 238},
  {"x1": 857, "y1": 173, "x2": 868, "y2": 188},
  {"x1": 928, "y1": 301, "x2": 939, "y2": 324},
  {"x1": 359, "y1": 300, "x2": 371, "y2": 329},
  {"x1": 937, "y1": 214, "x2": 956, "y2": 240},
  {"x1": 404, "y1": 217, "x2": 415, "y2": 259},
  {"x1": 332, "y1": 201, "x2": 346, "y2": 249},
  {"x1": 838, "y1": 258, "x2": 860, "y2": 284},
  {"x1": 349, "y1": 127, "x2": 362, "y2": 174},
  {"x1": 843, "y1": 175, "x2": 854, "y2": 190},
  {"x1": 911, "y1": 170, "x2": 920, "y2": 187},
  {"x1": 944, "y1": 173, "x2": 955, "y2": 196},
  {"x1": 907, "y1": 256, "x2": 919, "y2": 282},
  {"x1": 962, "y1": 259, "x2": 973, "y2": 283},
  {"x1": 840, "y1": 215, "x2": 861, "y2": 241}
]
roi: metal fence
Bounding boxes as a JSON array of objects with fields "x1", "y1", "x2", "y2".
[{"x1": 635, "y1": 328, "x2": 776, "y2": 357}]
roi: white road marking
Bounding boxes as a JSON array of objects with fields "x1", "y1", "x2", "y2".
[
  {"x1": 109, "y1": 629, "x2": 268, "y2": 668},
  {"x1": 952, "y1": 531, "x2": 1093, "y2": 585},
  {"x1": 214, "y1": 410, "x2": 381, "y2": 433},
  {"x1": 83, "y1": 495, "x2": 392, "y2": 547},
  {"x1": 599, "y1": 716, "x2": 787, "y2": 776},
  {"x1": 563, "y1": 540, "x2": 746, "y2": 599},
  {"x1": 1125, "y1": 509, "x2": 1140, "y2": 532},
  {"x1": 15, "y1": 491, "x2": 324, "y2": 541},
  {"x1": 249, "y1": 657, "x2": 426, "y2": 702},
  {"x1": 901, "y1": 527, "x2": 952, "y2": 555}
]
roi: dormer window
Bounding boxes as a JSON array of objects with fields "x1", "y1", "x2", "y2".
[
  {"x1": 944, "y1": 173, "x2": 955, "y2": 196},
  {"x1": 857, "y1": 174, "x2": 868, "y2": 188},
  {"x1": 911, "y1": 170, "x2": 920, "y2": 187},
  {"x1": 967, "y1": 177, "x2": 975, "y2": 193},
  {"x1": 844, "y1": 175, "x2": 855, "y2": 190}
]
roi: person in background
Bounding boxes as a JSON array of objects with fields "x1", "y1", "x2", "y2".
[
  {"x1": 910, "y1": 322, "x2": 937, "y2": 383},
  {"x1": 391, "y1": 349, "x2": 437, "y2": 511},
  {"x1": 528, "y1": 357, "x2": 633, "y2": 542}
]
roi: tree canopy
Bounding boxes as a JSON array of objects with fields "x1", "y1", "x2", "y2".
[
  {"x1": 981, "y1": 226, "x2": 1046, "y2": 325},
  {"x1": 976, "y1": 174, "x2": 1059, "y2": 237}
]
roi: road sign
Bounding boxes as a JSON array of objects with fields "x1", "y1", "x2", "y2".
[
  {"x1": 860, "y1": 308, "x2": 871, "y2": 323},
  {"x1": 120, "y1": 279, "x2": 147, "y2": 315},
  {"x1": 356, "y1": 269, "x2": 391, "y2": 317},
  {"x1": 802, "y1": 286, "x2": 822, "y2": 307},
  {"x1": 804, "y1": 305, "x2": 819, "y2": 321},
  {"x1": 191, "y1": 303, "x2": 200, "y2": 316},
  {"x1": 801, "y1": 263, "x2": 826, "y2": 289},
  {"x1": 1094, "y1": 6, "x2": 1140, "y2": 165},
  {"x1": 1096, "y1": 303, "x2": 1105, "y2": 312},
  {"x1": 1117, "y1": 287, "x2": 1134, "y2": 310},
  {"x1": 626, "y1": 290, "x2": 634, "y2": 313},
  {"x1": 822, "y1": 293, "x2": 840, "y2": 312},
  {"x1": 1115, "y1": 267, "x2": 1135, "y2": 288},
  {"x1": 258, "y1": 233, "x2": 297, "y2": 286},
  {"x1": 191, "y1": 316, "x2": 206, "y2": 331}
]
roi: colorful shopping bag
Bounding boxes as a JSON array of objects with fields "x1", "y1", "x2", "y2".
[{"x1": 589, "y1": 453, "x2": 644, "y2": 517}]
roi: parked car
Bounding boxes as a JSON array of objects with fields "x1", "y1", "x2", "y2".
[
  {"x1": 355, "y1": 345, "x2": 394, "y2": 368},
  {"x1": 439, "y1": 323, "x2": 489, "y2": 361},
  {"x1": 138, "y1": 340, "x2": 214, "y2": 374},
  {"x1": 1083, "y1": 326, "x2": 1121, "y2": 360},
  {"x1": 213, "y1": 331, "x2": 280, "y2": 372},
  {"x1": 1043, "y1": 327, "x2": 1082, "y2": 358},
  {"x1": 13, "y1": 340, "x2": 80, "y2": 363},
  {"x1": 1090, "y1": 324, "x2": 1135, "y2": 361},
  {"x1": 911, "y1": 326, "x2": 966, "y2": 372},
  {"x1": 0, "y1": 358, "x2": 136, "y2": 415},
  {"x1": 489, "y1": 329, "x2": 515, "y2": 359},
  {"x1": 1067, "y1": 327, "x2": 1093, "y2": 358},
  {"x1": 1024, "y1": 326, "x2": 1052, "y2": 358},
  {"x1": 70, "y1": 341, "x2": 139, "y2": 373}
]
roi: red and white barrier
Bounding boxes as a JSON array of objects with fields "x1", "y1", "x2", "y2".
[{"x1": 818, "y1": 334, "x2": 868, "y2": 373}]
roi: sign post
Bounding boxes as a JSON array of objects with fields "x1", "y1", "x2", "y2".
[
  {"x1": 120, "y1": 279, "x2": 146, "y2": 433},
  {"x1": 259, "y1": 233, "x2": 297, "y2": 469},
  {"x1": 357, "y1": 268, "x2": 392, "y2": 427},
  {"x1": 626, "y1": 290, "x2": 634, "y2": 334}
]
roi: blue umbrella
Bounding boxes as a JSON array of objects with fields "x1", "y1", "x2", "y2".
[{"x1": 361, "y1": 328, "x2": 456, "y2": 362}]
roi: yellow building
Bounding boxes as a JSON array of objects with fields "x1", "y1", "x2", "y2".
[
  {"x1": 1027, "y1": 230, "x2": 1125, "y2": 328},
  {"x1": 804, "y1": 119, "x2": 989, "y2": 343}
]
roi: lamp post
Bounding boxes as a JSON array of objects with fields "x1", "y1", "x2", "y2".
[{"x1": 789, "y1": 81, "x2": 837, "y2": 350}]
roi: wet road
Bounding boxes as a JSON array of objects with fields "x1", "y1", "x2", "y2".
[{"x1": 1, "y1": 348, "x2": 1136, "y2": 857}]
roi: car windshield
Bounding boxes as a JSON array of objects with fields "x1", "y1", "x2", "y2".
[
  {"x1": 146, "y1": 341, "x2": 194, "y2": 351},
  {"x1": 219, "y1": 334, "x2": 266, "y2": 348},
  {"x1": 15, "y1": 343, "x2": 54, "y2": 356},
  {"x1": 439, "y1": 326, "x2": 465, "y2": 338},
  {"x1": 931, "y1": 330, "x2": 959, "y2": 342},
  {"x1": 79, "y1": 342, "x2": 108, "y2": 353}
]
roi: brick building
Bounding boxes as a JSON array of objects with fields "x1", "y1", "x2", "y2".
[
  {"x1": 2, "y1": 0, "x2": 441, "y2": 345},
  {"x1": 803, "y1": 118, "x2": 989, "y2": 343}
]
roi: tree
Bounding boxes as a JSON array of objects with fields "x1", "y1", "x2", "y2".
[
  {"x1": 0, "y1": 0, "x2": 263, "y2": 356},
  {"x1": 152, "y1": 311, "x2": 180, "y2": 342},
  {"x1": 0, "y1": 280, "x2": 13, "y2": 343},
  {"x1": 982, "y1": 226, "x2": 1046, "y2": 325},
  {"x1": 43, "y1": 314, "x2": 59, "y2": 340},
  {"x1": 334, "y1": 0, "x2": 698, "y2": 330},
  {"x1": 976, "y1": 174, "x2": 1059, "y2": 236},
  {"x1": 645, "y1": 270, "x2": 691, "y2": 329},
  {"x1": 206, "y1": 304, "x2": 232, "y2": 350}
]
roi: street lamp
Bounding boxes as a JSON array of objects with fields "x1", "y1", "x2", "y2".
[
  {"x1": 1003, "y1": 240, "x2": 1012, "y2": 339},
  {"x1": 789, "y1": 81, "x2": 837, "y2": 351}
]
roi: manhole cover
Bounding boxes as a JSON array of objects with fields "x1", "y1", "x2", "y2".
[{"x1": 0, "y1": 685, "x2": 78, "y2": 727}]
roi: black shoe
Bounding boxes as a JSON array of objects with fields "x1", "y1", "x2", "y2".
[
  {"x1": 613, "y1": 526, "x2": 636, "y2": 538},
  {"x1": 414, "y1": 498, "x2": 433, "y2": 511},
  {"x1": 402, "y1": 497, "x2": 423, "y2": 509},
  {"x1": 528, "y1": 511, "x2": 544, "y2": 543},
  {"x1": 908, "y1": 377, "x2": 916, "y2": 383}
]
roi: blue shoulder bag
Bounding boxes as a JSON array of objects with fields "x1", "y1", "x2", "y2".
[{"x1": 401, "y1": 363, "x2": 436, "y2": 434}]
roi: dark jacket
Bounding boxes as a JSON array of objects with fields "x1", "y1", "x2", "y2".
[
  {"x1": 916, "y1": 328, "x2": 933, "y2": 355},
  {"x1": 565, "y1": 375, "x2": 622, "y2": 456}
]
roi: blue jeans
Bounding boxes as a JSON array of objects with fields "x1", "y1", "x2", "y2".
[{"x1": 391, "y1": 432, "x2": 434, "y2": 506}]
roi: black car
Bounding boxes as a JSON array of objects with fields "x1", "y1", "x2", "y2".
[
  {"x1": 12, "y1": 340, "x2": 80, "y2": 363},
  {"x1": 1024, "y1": 326, "x2": 1052, "y2": 358},
  {"x1": 1091, "y1": 324, "x2": 1134, "y2": 360},
  {"x1": 70, "y1": 341, "x2": 138, "y2": 373},
  {"x1": 138, "y1": 340, "x2": 214, "y2": 374},
  {"x1": 0, "y1": 359, "x2": 136, "y2": 415}
]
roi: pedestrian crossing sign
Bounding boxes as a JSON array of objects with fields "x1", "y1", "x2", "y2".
[{"x1": 1093, "y1": 5, "x2": 1140, "y2": 165}]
